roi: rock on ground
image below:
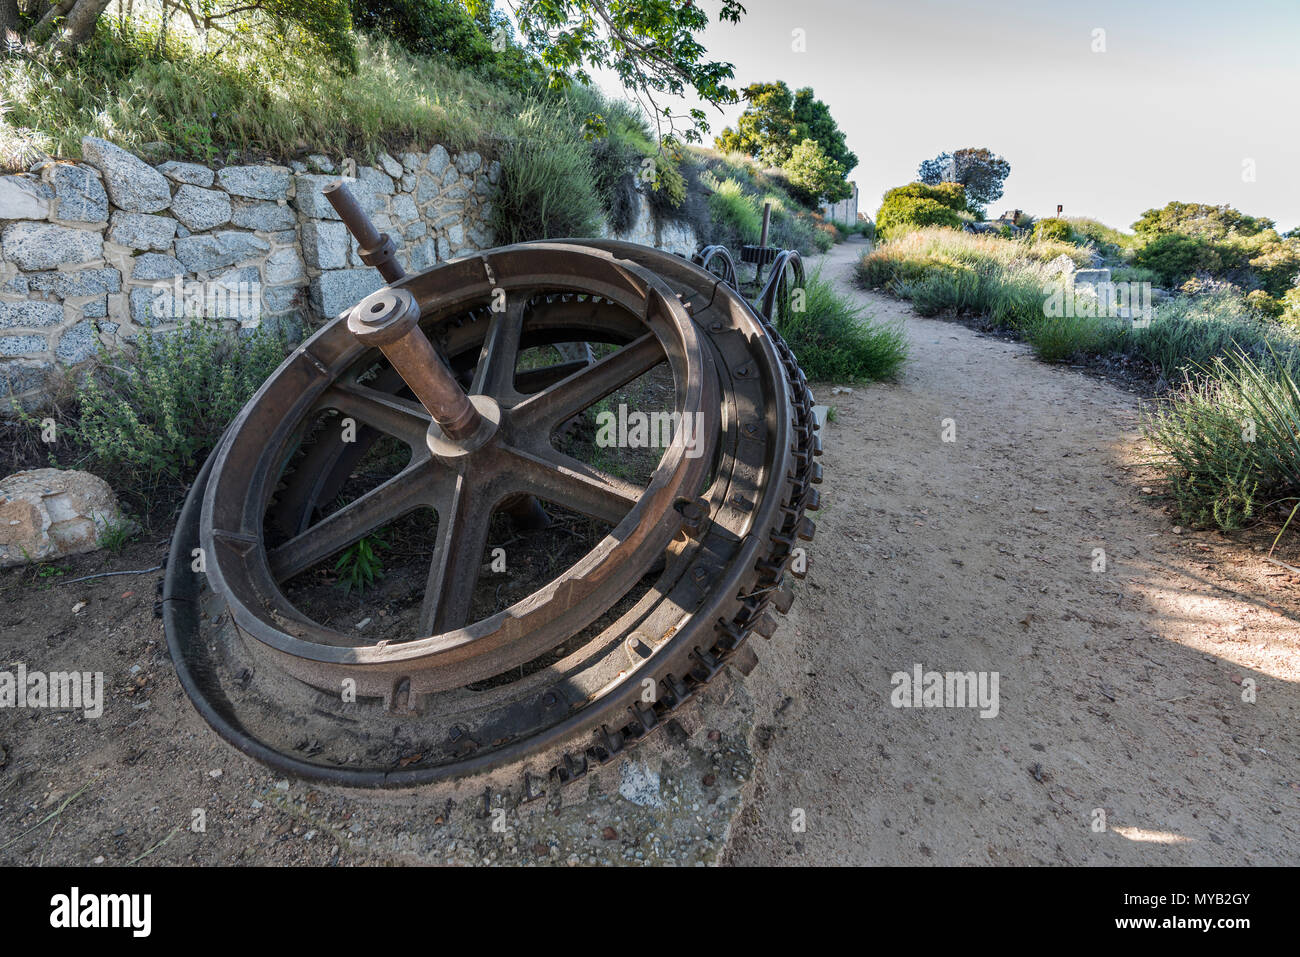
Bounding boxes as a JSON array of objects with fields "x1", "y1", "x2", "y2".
[{"x1": 0, "y1": 469, "x2": 132, "y2": 568}]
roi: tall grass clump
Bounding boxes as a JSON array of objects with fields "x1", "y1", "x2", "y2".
[
  {"x1": 490, "y1": 99, "x2": 604, "y2": 243},
  {"x1": 1119, "y1": 290, "x2": 1294, "y2": 381},
  {"x1": 1145, "y1": 348, "x2": 1300, "y2": 530},
  {"x1": 859, "y1": 229, "x2": 1087, "y2": 332},
  {"x1": 703, "y1": 173, "x2": 764, "y2": 247},
  {"x1": 775, "y1": 269, "x2": 907, "y2": 382}
]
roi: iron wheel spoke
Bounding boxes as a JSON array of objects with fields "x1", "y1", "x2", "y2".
[
  {"x1": 504, "y1": 445, "x2": 644, "y2": 526},
  {"x1": 471, "y1": 296, "x2": 527, "y2": 400},
  {"x1": 268, "y1": 460, "x2": 441, "y2": 581},
  {"x1": 514, "y1": 358, "x2": 590, "y2": 394},
  {"x1": 318, "y1": 380, "x2": 431, "y2": 448},
  {"x1": 417, "y1": 475, "x2": 494, "y2": 635},
  {"x1": 511, "y1": 333, "x2": 664, "y2": 431}
]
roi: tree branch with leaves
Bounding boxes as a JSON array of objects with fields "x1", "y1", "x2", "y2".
[{"x1": 499, "y1": 0, "x2": 746, "y2": 146}]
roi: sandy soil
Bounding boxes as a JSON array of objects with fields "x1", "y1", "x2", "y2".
[{"x1": 724, "y1": 239, "x2": 1300, "y2": 865}]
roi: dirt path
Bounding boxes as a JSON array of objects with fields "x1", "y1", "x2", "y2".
[{"x1": 724, "y1": 238, "x2": 1300, "y2": 865}]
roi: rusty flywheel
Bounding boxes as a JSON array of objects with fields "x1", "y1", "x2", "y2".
[{"x1": 163, "y1": 183, "x2": 821, "y2": 791}]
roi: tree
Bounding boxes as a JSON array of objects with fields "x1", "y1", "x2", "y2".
[
  {"x1": 917, "y1": 147, "x2": 1010, "y2": 214},
  {"x1": 791, "y1": 87, "x2": 856, "y2": 175},
  {"x1": 501, "y1": 0, "x2": 747, "y2": 144},
  {"x1": 715, "y1": 79, "x2": 857, "y2": 175},
  {"x1": 1131, "y1": 201, "x2": 1275, "y2": 240},
  {"x1": 715, "y1": 80, "x2": 799, "y2": 164},
  {"x1": 783, "y1": 138, "x2": 849, "y2": 206}
]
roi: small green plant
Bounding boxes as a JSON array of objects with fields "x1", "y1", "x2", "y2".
[
  {"x1": 73, "y1": 322, "x2": 288, "y2": 510},
  {"x1": 335, "y1": 534, "x2": 389, "y2": 596},
  {"x1": 98, "y1": 515, "x2": 137, "y2": 554},
  {"x1": 1024, "y1": 314, "x2": 1122, "y2": 363}
]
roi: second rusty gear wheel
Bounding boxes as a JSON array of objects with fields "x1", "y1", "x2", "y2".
[{"x1": 163, "y1": 238, "x2": 821, "y2": 791}]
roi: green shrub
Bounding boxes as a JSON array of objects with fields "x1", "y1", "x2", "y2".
[
  {"x1": 1133, "y1": 233, "x2": 1220, "y2": 287},
  {"x1": 1246, "y1": 289, "x2": 1284, "y2": 319},
  {"x1": 1024, "y1": 314, "x2": 1122, "y2": 363},
  {"x1": 875, "y1": 182, "x2": 969, "y2": 240},
  {"x1": 704, "y1": 173, "x2": 764, "y2": 246},
  {"x1": 1032, "y1": 218, "x2": 1074, "y2": 243},
  {"x1": 1120, "y1": 290, "x2": 1293, "y2": 380},
  {"x1": 73, "y1": 322, "x2": 290, "y2": 511},
  {"x1": 876, "y1": 197, "x2": 963, "y2": 240},
  {"x1": 1145, "y1": 348, "x2": 1300, "y2": 529},
  {"x1": 1064, "y1": 217, "x2": 1134, "y2": 255},
  {"x1": 490, "y1": 100, "x2": 604, "y2": 243},
  {"x1": 775, "y1": 269, "x2": 907, "y2": 382},
  {"x1": 1111, "y1": 266, "x2": 1158, "y2": 285}
]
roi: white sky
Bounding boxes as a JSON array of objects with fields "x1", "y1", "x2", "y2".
[{"x1": 589, "y1": 0, "x2": 1300, "y2": 232}]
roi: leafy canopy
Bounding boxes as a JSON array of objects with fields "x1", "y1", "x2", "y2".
[
  {"x1": 784, "y1": 138, "x2": 851, "y2": 206},
  {"x1": 917, "y1": 147, "x2": 1010, "y2": 213},
  {"x1": 503, "y1": 0, "x2": 747, "y2": 144},
  {"x1": 715, "y1": 80, "x2": 857, "y2": 174},
  {"x1": 1132, "y1": 201, "x2": 1275, "y2": 241}
]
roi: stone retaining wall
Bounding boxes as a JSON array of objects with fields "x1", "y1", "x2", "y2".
[{"x1": 1, "y1": 136, "x2": 696, "y2": 413}]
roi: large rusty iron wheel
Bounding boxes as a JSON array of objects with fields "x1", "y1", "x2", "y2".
[{"x1": 163, "y1": 238, "x2": 820, "y2": 793}]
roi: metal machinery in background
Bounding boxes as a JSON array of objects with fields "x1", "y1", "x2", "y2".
[{"x1": 163, "y1": 184, "x2": 821, "y2": 792}]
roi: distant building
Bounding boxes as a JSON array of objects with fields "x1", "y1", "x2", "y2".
[{"x1": 822, "y1": 182, "x2": 859, "y2": 225}]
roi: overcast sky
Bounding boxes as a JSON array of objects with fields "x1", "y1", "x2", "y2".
[{"x1": 593, "y1": 0, "x2": 1300, "y2": 232}]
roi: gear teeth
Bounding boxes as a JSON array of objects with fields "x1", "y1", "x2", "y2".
[
  {"x1": 812, "y1": 432, "x2": 823, "y2": 456},
  {"x1": 810, "y1": 462, "x2": 824, "y2": 484},
  {"x1": 796, "y1": 517, "x2": 816, "y2": 541},
  {"x1": 729, "y1": 643, "x2": 759, "y2": 675},
  {"x1": 804, "y1": 487, "x2": 821, "y2": 511},
  {"x1": 753, "y1": 612, "x2": 778, "y2": 639},
  {"x1": 772, "y1": 585, "x2": 795, "y2": 615}
]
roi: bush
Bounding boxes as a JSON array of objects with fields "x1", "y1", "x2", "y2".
[
  {"x1": 1145, "y1": 348, "x2": 1300, "y2": 530},
  {"x1": 875, "y1": 182, "x2": 969, "y2": 240},
  {"x1": 490, "y1": 100, "x2": 604, "y2": 243},
  {"x1": 1032, "y1": 218, "x2": 1074, "y2": 243},
  {"x1": 1024, "y1": 314, "x2": 1122, "y2": 363},
  {"x1": 1066, "y1": 217, "x2": 1134, "y2": 256},
  {"x1": 704, "y1": 173, "x2": 764, "y2": 247},
  {"x1": 1133, "y1": 233, "x2": 1222, "y2": 287},
  {"x1": 775, "y1": 269, "x2": 907, "y2": 382},
  {"x1": 73, "y1": 322, "x2": 289, "y2": 515}
]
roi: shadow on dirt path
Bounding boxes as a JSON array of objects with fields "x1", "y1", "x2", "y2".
[{"x1": 725, "y1": 238, "x2": 1300, "y2": 865}]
